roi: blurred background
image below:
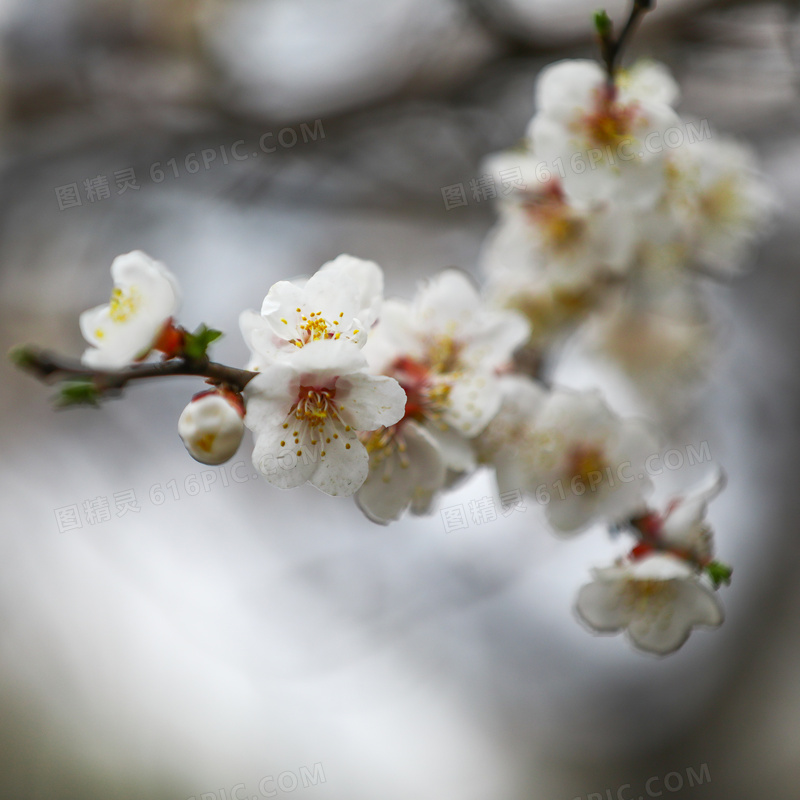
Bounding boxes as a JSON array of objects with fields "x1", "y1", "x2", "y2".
[{"x1": 1, "y1": 0, "x2": 799, "y2": 798}]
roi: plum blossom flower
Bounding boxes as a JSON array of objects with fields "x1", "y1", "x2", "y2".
[
  {"x1": 240, "y1": 254, "x2": 382, "y2": 370},
  {"x1": 480, "y1": 169, "x2": 636, "y2": 290},
  {"x1": 582, "y1": 277, "x2": 714, "y2": 408},
  {"x1": 528, "y1": 59, "x2": 681, "y2": 207},
  {"x1": 356, "y1": 421, "x2": 447, "y2": 524},
  {"x1": 632, "y1": 469, "x2": 726, "y2": 565},
  {"x1": 474, "y1": 374, "x2": 547, "y2": 494},
  {"x1": 245, "y1": 341, "x2": 405, "y2": 497},
  {"x1": 575, "y1": 553, "x2": 723, "y2": 655},
  {"x1": 178, "y1": 389, "x2": 245, "y2": 466},
  {"x1": 483, "y1": 265, "x2": 608, "y2": 350},
  {"x1": 79, "y1": 251, "x2": 180, "y2": 369},
  {"x1": 355, "y1": 270, "x2": 529, "y2": 522},
  {"x1": 672, "y1": 136, "x2": 775, "y2": 275},
  {"x1": 482, "y1": 387, "x2": 656, "y2": 534}
]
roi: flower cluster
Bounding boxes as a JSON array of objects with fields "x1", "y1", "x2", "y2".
[
  {"x1": 480, "y1": 59, "x2": 774, "y2": 389},
  {"x1": 14, "y1": 9, "x2": 760, "y2": 656}
]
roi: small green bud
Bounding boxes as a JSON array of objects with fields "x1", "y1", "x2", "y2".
[
  {"x1": 183, "y1": 324, "x2": 223, "y2": 361},
  {"x1": 594, "y1": 9, "x2": 613, "y2": 38},
  {"x1": 8, "y1": 345, "x2": 38, "y2": 370},
  {"x1": 705, "y1": 561, "x2": 733, "y2": 589},
  {"x1": 55, "y1": 380, "x2": 101, "y2": 408}
]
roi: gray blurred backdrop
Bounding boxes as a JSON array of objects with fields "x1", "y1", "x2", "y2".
[{"x1": 1, "y1": 1, "x2": 799, "y2": 799}]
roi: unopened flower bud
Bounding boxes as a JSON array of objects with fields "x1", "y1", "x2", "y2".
[{"x1": 178, "y1": 390, "x2": 245, "y2": 465}]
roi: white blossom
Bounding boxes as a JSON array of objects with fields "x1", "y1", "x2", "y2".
[
  {"x1": 79, "y1": 251, "x2": 180, "y2": 369},
  {"x1": 355, "y1": 270, "x2": 529, "y2": 520},
  {"x1": 245, "y1": 342, "x2": 406, "y2": 497},
  {"x1": 178, "y1": 390, "x2": 245, "y2": 466},
  {"x1": 474, "y1": 374, "x2": 547, "y2": 494},
  {"x1": 356, "y1": 420, "x2": 447, "y2": 524},
  {"x1": 575, "y1": 553, "x2": 723, "y2": 655},
  {"x1": 241, "y1": 254, "x2": 383, "y2": 369},
  {"x1": 480, "y1": 168, "x2": 636, "y2": 289},
  {"x1": 639, "y1": 469, "x2": 726, "y2": 564},
  {"x1": 484, "y1": 387, "x2": 657, "y2": 534},
  {"x1": 671, "y1": 135, "x2": 775, "y2": 275},
  {"x1": 528, "y1": 59, "x2": 681, "y2": 207},
  {"x1": 483, "y1": 265, "x2": 607, "y2": 350},
  {"x1": 584, "y1": 277, "x2": 714, "y2": 405}
]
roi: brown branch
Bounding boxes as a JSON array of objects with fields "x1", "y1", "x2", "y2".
[
  {"x1": 10, "y1": 345, "x2": 257, "y2": 396},
  {"x1": 598, "y1": 0, "x2": 656, "y2": 83}
]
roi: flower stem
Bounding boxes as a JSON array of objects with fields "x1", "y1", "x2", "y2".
[
  {"x1": 597, "y1": 0, "x2": 655, "y2": 83},
  {"x1": 9, "y1": 345, "x2": 257, "y2": 396}
]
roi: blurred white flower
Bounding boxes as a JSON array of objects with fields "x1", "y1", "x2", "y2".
[
  {"x1": 241, "y1": 254, "x2": 383, "y2": 369},
  {"x1": 245, "y1": 343, "x2": 405, "y2": 497},
  {"x1": 79, "y1": 251, "x2": 180, "y2": 369},
  {"x1": 481, "y1": 173, "x2": 636, "y2": 289},
  {"x1": 675, "y1": 135, "x2": 775, "y2": 275},
  {"x1": 483, "y1": 265, "x2": 607, "y2": 350},
  {"x1": 356, "y1": 420, "x2": 447, "y2": 524},
  {"x1": 585, "y1": 277, "x2": 714, "y2": 405},
  {"x1": 528, "y1": 59, "x2": 681, "y2": 207},
  {"x1": 354, "y1": 270, "x2": 529, "y2": 520},
  {"x1": 178, "y1": 390, "x2": 245, "y2": 466},
  {"x1": 474, "y1": 374, "x2": 547, "y2": 494},
  {"x1": 634, "y1": 469, "x2": 726, "y2": 565},
  {"x1": 490, "y1": 387, "x2": 657, "y2": 534},
  {"x1": 575, "y1": 553, "x2": 723, "y2": 655}
]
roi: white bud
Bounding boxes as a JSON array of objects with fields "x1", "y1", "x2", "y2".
[{"x1": 178, "y1": 391, "x2": 244, "y2": 465}]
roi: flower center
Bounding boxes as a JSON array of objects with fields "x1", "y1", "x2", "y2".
[
  {"x1": 525, "y1": 199, "x2": 587, "y2": 252},
  {"x1": 622, "y1": 578, "x2": 677, "y2": 620},
  {"x1": 424, "y1": 335, "x2": 463, "y2": 373},
  {"x1": 567, "y1": 445, "x2": 607, "y2": 485},
  {"x1": 699, "y1": 176, "x2": 740, "y2": 225},
  {"x1": 576, "y1": 89, "x2": 639, "y2": 150},
  {"x1": 282, "y1": 309, "x2": 358, "y2": 348},
  {"x1": 360, "y1": 426, "x2": 410, "y2": 481},
  {"x1": 294, "y1": 385, "x2": 337, "y2": 428},
  {"x1": 389, "y1": 356, "x2": 453, "y2": 426},
  {"x1": 108, "y1": 286, "x2": 142, "y2": 323}
]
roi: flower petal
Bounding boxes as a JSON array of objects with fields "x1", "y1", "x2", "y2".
[
  {"x1": 308, "y1": 421, "x2": 368, "y2": 497},
  {"x1": 575, "y1": 580, "x2": 630, "y2": 632},
  {"x1": 336, "y1": 372, "x2": 406, "y2": 431},
  {"x1": 356, "y1": 421, "x2": 447, "y2": 524}
]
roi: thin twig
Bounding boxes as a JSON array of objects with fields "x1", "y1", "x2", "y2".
[
  {"x1": 599, "y1": 0, "x2": 656, "y2": 83},
  {"x1": 11, "y1": 346, "x2": 257, "y2": 395}
]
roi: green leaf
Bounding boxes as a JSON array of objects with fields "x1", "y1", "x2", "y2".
[
  {"x1": 705, "y1": 561, "x2": 733, "y2": 590},
  {"x1": 8, "y1": 344, "x2": 37, "y2": 370},
  {"x1": 593, "y1": 9, "x2": 613, "y2": 38},
  {"x1": 183, "y1": 324, "x2": 223, "y2": 360},
  {"x1": 55, "y1": 380, "x2": 101, "y2": 408}
]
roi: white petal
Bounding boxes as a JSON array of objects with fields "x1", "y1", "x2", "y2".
[
  {"x1": 534, "y1": 59, "x2": 605, "y2": 118},
  {"x1": 575, "y1": 580, "x2": 630, "y2": 632},
  {"x1": 356, "y1": 421, "x2": 447, "y2": 524},
  {"x1": 625, "y1": 579, "x2": 722, "y2": 656},
  {"x1": 260, "y1": 281, "x2": 306, "y2": 341},
  {"x1": 619, "y1": 60, "x2": 680, "y2": 107},
  {"x1": 627, "y1": 553, "x2": 696, "y2": 581},
  {"x1": 442, "y1": 372, "x2": 501, "y2": 438},
  {"x1": 243, "y1": 365, "x2": 297, "y2": 432},
  {"x1": 287, "y1": 339, "x2": 366, "y2": 377},
  {"x1": 414, "y1": 270, "x2": 482, "y2": 335},
  {"x1": 317, "y1": 254, "x2": 384, "y2": 328},
  {"x1": 111, "y1": 251, "x2": 180, "y2": 311},
  {"x1": 336, "y1": 372, "x2": 406, "y2": 431},
  {"x1": 308, "y1": 421, "x2": 368, "y2": 497},
  {"x1": 251, "y1": 423, "x2": 317, "y2": 490},
  {"x1": 461, "y1": 308, "x2": 530, "y2": 372},
  {"x1": 422, "y1": 423, "x2": 475, "y2": 472}
]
